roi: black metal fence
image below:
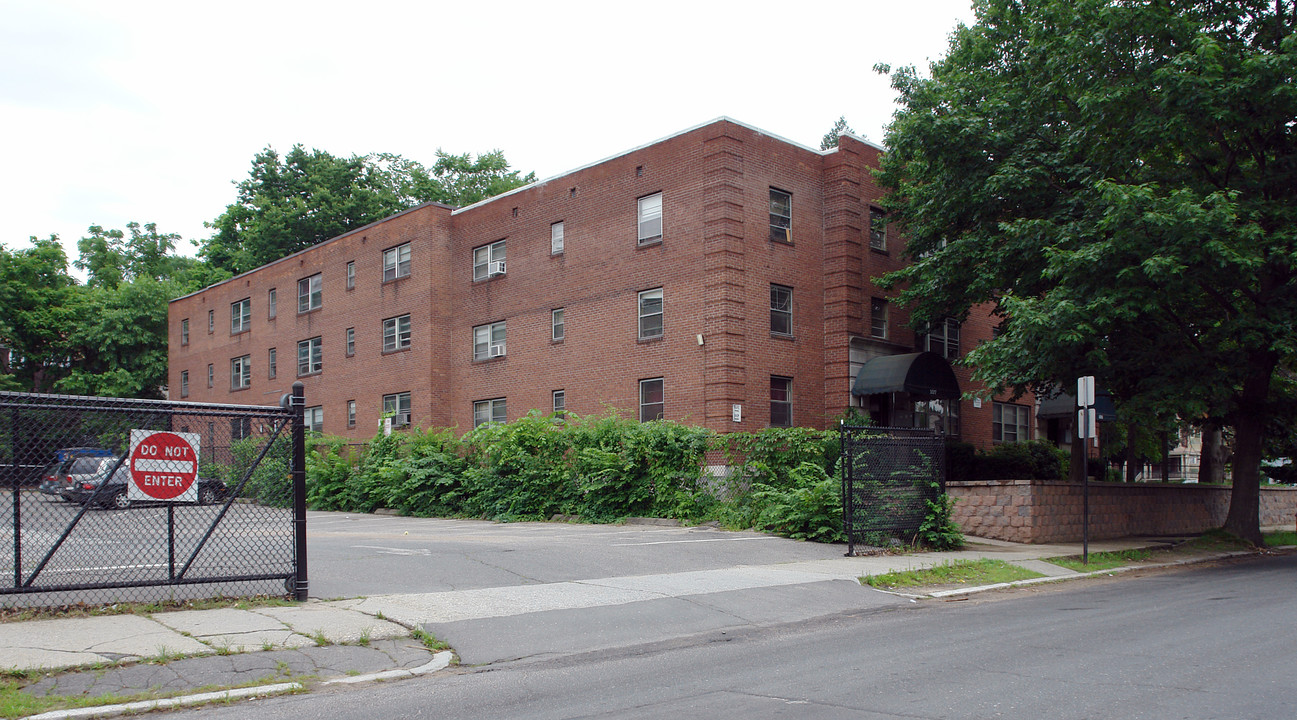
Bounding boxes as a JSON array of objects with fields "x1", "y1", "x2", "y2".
[
  {"x1": 0, "y1": 386, "x2": 307, "y2": 607},
  {"x1": 840, "y1": 424, "x2": 945, "y2": 556}
]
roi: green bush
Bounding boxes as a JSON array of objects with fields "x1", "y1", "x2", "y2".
[
  {"x1": 751, "y1": 461, "x2": 844, "y2": 542},
  {"x1": 973, "y1": 440, "x2": 1066, "y2": 481}
]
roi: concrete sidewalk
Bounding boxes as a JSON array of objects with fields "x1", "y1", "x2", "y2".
[{"x1": 0, "y1": 534, "x2": 1261, "y2": 718}]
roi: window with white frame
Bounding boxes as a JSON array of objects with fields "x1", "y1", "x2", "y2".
[
  {"x1": 637, "y1": 193, "x2": 662, "y2": 245},
  {"x1": 230, "y1": 355, "x2": 251, "y2": 390},
  {"x1": 770, "y1": 376, "x2": 793, "y2": 427},
  {"x1": 871, "y1": 298, "x2": 889, "y2": 339},
  {"x1": 552, "y1": 389, "x2": 565, "y2": 417},
  {"x1": 473, "y1": 240, "x2": 506, "y2": 281},
  {"x1": 921, "y1": 318, "x2": 961, "y2": 359},
  {"x1": 304, "y1": 406, "x2": 323, "y2": 433},
  {"x1": 181, "y1": 318, "x2": 189, "y2": 346},
  {"x1": 207, "y1": 363, "x2": 213, "y2": 388},
  {"x1": 638, "y1": 288, "x2": 663, "y2": 339},
  {"x1": 551, "y1": 221, "x2": 564, "y2": 255},
  {"x1": 769, "y1": 188, "x2": 792, "y2": 243},
  {"x1": 268, "y1": 347, "x2": 277, "y2": 379},
  {"x1": 347, "y1": 400, "x2": 356, "y2": 428},
  {"x1": 915, "y1": 398, "x2": 960, "y2": 437},
  {"x1": 207, "y1": 309, "x2": 214, "y2": 333},
  {"x1": 180, "y1": 370, "x2": 189, "y2": 398},
  {"x1": 473, "y1": 321, "x2": 507, "y2": 360},
  {"x1": 297, "y1": 337, "x2": 322, "y2": 376},
  {"x1": 869, "y1": 207, "x2": 887, "y2": 251},
  {"x1": 384, "y1": 392, "x2": 411, "y2": 427},
  {"x1": 473, "y1": 398, "x2": 507, "y2": 427},
  {"x1": 298, "y1": 274, "x2": 322, "y2": 313},
  {"x1": 552, "y1": 308, "x2": 565, "y2": 342},
  {"x1": 639, "y1": 378, "x2": 664, "y2": 421},
  {"x1": 346, "y1": 261, "x2": 355, "y2": 289},
  {"x1": 770, "y1": 284, "x2": 792, "y2": 336},
  {"x1": 346, "y1": 327, "x2": 355, "y2": 356},
  {"x1": 384, "y1": 314, "x2": 411, "y2": 352},
  {"x1": 268, "y1": 288, "x2": 277, "y2": 319},
  {"x1": 383, "y1": 243, "x2": 411, "y2": 282},
  {"x1": 993, "y1": 402, "x2": 1030, "y2": 443}
]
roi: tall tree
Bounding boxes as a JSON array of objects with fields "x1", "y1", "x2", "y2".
[
  {"x1": 820, "y1": 116, "x2": 857, "y2": 150},
  {"x1": 201, "y1": 146, "x2": 535, "y2": 275},
  {"x1": 0, "y1": 237, "x2": 83, "y2": 392},
  {"x1": 876, "y1": 0, "x2": 1297, "y2": 543}
]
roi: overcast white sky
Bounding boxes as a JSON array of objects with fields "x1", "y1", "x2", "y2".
[{"x1": 2, "y1": 0, "x2": 974, "y2": 265}]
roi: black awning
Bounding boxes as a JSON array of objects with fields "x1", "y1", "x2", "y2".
[
  {"x1": 1037, "y1": 390, "x2": 1118, "y2": 422},
  {"x1": 850, "y1": 352, "x2": 960, "y2": 399}
]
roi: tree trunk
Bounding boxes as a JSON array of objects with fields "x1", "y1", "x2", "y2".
[
  {"x1": 1125, "y1": 423, "x2": 1139, "y2": 482},
  {"x1": 1224, "y1": 353, "x2": 1277, "y2": 545},
  {"x1": 1199, "y1": 422, "x2": 1226, "y2": 485}
]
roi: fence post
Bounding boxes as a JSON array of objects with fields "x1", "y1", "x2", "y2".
[{"x1": 290, "y1": 382, "x2": 308, "y2": 601}]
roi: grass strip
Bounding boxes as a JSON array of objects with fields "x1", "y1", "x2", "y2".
[
  {"x1": 1263, "y1": 530, "x2": 1297, "y2": 547},
  {"x1": 1047, "y1": 548, "x2": 1154, "y2": 573},
  {"x1": 861, "y1": 559, "x2": 1043, "y2": 590}
]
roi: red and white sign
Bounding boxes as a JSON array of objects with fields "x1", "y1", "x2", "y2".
[{"x1": 129, "y1": 430, "x2": 201, "y2": 503}]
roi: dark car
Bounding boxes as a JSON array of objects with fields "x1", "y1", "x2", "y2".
[
  {"x1": 39, "y1": 449, "x2": 117, "y2": 500},
  {"x1": 64, "y1": 464, "x2": 229, "y2": 509}
]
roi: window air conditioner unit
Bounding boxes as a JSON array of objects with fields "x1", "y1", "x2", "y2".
[
  {"x1": 490, "y1": 344, "x2": 506, "y2": 358},
  {"x1": 395, "y1": 412, "x2": 410, "y2": 427},
  {"x1": 488, "y1": 260, "x2": 506, "y2": 276}
]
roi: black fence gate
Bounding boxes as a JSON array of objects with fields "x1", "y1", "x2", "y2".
[
  {"x1": 0, "y1": 385, "x2": 307, "y2": 607},
  {"x1": 840, "y1": 424, "x2": 946, "y2": 556}
]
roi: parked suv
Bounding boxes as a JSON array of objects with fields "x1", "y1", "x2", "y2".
[
  {"x1": 38, "y1": 449, "x2": 116, "y2": 500},
  {"x1": 63, "y1": 464, "x2": 229, "y2": 509}
]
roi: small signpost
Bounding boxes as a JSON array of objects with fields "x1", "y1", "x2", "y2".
[
  {"x1": 129, "y1": 430, "x2": 201, "y2": 503},
  {"x1": 1077, "y1": 376, "x2": 1095, "y2": 564}
]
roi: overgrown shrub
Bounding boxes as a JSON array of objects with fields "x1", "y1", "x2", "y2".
[
  {"x1": 973, "y1": 440, "x2": 1066, "y2": 481},
  {"x1": 751, "y1": 461, "x2": 844, "y2": 542}
]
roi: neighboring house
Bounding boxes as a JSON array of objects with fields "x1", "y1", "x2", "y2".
[{"x1": 167, "y1": 117, "x2": 1032, "y2": 447}]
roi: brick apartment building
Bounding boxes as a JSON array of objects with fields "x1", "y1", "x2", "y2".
[{"x1": 167, "y1": 117, "x2": 1031, "y2": 447}]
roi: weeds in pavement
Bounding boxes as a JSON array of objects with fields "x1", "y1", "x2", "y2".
[
  {"x1": 0, "y1": 595, "x2": 297, "y2": 624},
  {"x1": 410, "y1": 629, "x2": 451, "y2": 653},
  {"x1": 1047, "y1": 548, "x2": 1154, "y2": 573}
]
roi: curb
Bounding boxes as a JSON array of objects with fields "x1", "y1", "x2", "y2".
[{"x1": 20, "y1": 651, "x2": 455, "y2": 720}]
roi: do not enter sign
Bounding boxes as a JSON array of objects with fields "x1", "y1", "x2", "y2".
[{"x1": 129, "y1": 430, "x2": 201, "y2": 502}]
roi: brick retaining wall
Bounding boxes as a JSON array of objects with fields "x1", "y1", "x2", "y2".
[{"x1": 946, "y1": 480, "x2": 1297, "y2": 543}]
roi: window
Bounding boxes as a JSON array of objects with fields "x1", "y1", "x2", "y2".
[
  {"x1": 473, "y1": 398, "x2": 507, "y2": 427},
  {"x1": 346, "y1": 261, "x2": 355, "y2": 289},
  {"x1": 230, "y1": 355, "x2": 251, "y2": 390},
  {"x1": 208, "y1": 309, "x2": 214, "y2": 333},
  {"x1": 915, "y1": 399, "x2": 960, "y2": 438},
  {"x1": 552, "y1": 308, "x2": 565, "y2": 342},
  {"x1": 268, "y1": 288, "x2": 277, "y2": 319},
  {"x1": 231, "y1": 298, "x2": 251, "y2": 334},
  {"x1": 473, "y1": 240, "x2": 506, "y2": 281},
  {"x1": 181, "y1": 319, "x2": 189, "y2": 346},
  {"x1": 207, "y1": 363, "x2": 213, "y2": 388},
  {"x1": 383, "y1": 243, "x2": 411, "y2": 282},
  {"x1": 552, "y1": 389, "x2": 566, "y2": 417},
  {"x1": 346, "y1": 327, "x2": 355, "y2": 356},
  {"x1": 869, "y1": 207, "x2": 888, "y2": 251},
  {"x1": 639, "y1": 378, "x2": 664, "y2": 421},
  {"x1": 770, "y1": 376, "x2": 792, "y2": 427},
  {"x1": 993, "y1": 402, "x2": 1030, "y2": 443},
  {"x1": 180, "y1": 370, "x2": 189, "y2": 398},
  {"x1": 551, "y1": 221, "x2": 564, "y2": 255},
  {"x1": 473, "y1": 321, "x2": 507, "y2": 360},
  {"x1": 921, "y1": 319, "x2": 961, "y2": 359},
  {"x1": 638, "y1": 288, "x2": 663, "y2": 340},
  {"x1": 770, "y1": 285, "x2": 793, "y2": 336},
  {"x1": 231, "y1": 417, "x2": 252, "y2": 441},
  {"x1": 298, "y1": 274, "x2": 322, "y2": 313},
  {"x1": 384, "y1": 315, "x2": 411, "y2": 352},
  {"x1": 297, "y1": 337, "x2": 322, "y2": 376},
  {"x1": 637, "y1": 193, "x2": 663, "y2": 245},
  {"x1": 384, "y1": 392, "x2": 412, "y2": 427},
  {"x1": 268, "y1": 348, "x2": 277, "y2": 379},
  {"x1": 304, "y1": 406, "x2": 323, "y2": 433},
  {"x1": 871, "y1": 298, "x2": 889, "y2": 339},
  {"x1": 769, "y1": 188, "x2": 792, "y2": 243},
  {"x1": 347, "y1": 400, "x2": 356, "y2": 428}
]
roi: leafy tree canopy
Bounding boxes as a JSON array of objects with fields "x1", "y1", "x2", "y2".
[
  {"x1": 200, "y1": 146, "x2": 535, "y2": 275},
  {"x1": 876, "y1": 0, "x2": 1297, "y2": 543},
  {"x1": 820, "y1": 116, "x2": 857, "y2": 150}
]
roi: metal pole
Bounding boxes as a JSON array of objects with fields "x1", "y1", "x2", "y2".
[
  {"x1": 290, "y1": 382, "x2": 308, "y2": 601},
  {"x1": 167, "y1": 505, "x2": 176, "y2": 582},
  {"x1": 12, "y1": 406, "x2": 21, "y2": 588}
]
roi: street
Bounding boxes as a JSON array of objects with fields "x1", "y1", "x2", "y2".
[{"x1": 157, "y1": 552, "x2": 1297, "y2": 719}]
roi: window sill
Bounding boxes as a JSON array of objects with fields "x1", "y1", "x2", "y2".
[
  {"x1": 771, "y1": 333, "x2": 795, "y2": 342},
  {"x1": 769, "y1": 238, "x2": 794, "y2": 247},
  {"x1": 551, "y1": 338, "x2": 564, "y2": 345},
  {"x1": 869, "y1": 247, "x2": 890, "y2": 256},
  {"x1": 472, "y1": 355, "x2": 506, "y2": 364},
  {"x1": 472, "y1": 275, "x2": 505, "y2": 284},
  {"x1": 230, "y1": 386, "x2": 251, "y2": 393},
  {"x1": 298, "y1": 308, "x2": 321, "y2": 316},
  {"x1": 637, "y1": 238, "x2": 662, "y2": 249},
  {"x1": 637, "y1": 335, "x2": 664, "y2": 344},
  {"x1": 382, "y1": 275, "x2": 411, "y2": 286},
  {"x1": 382, "y1": 346, "x2": 411, "y2": 356},
  {"x1": 297, "y1": 371, "x2": 322, "y2": 379}
]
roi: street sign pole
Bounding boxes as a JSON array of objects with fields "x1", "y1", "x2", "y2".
[{"x1": 1077, "y1": 377, "x2": 1095, "y2": 565}]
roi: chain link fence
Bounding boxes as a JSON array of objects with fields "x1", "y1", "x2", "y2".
[
  {"x1": 0, "y1": 389, "x2": 305, "y2": 607},
  {"x1": 840, "y1": 424, "x2": 945, "y2": 555}
]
